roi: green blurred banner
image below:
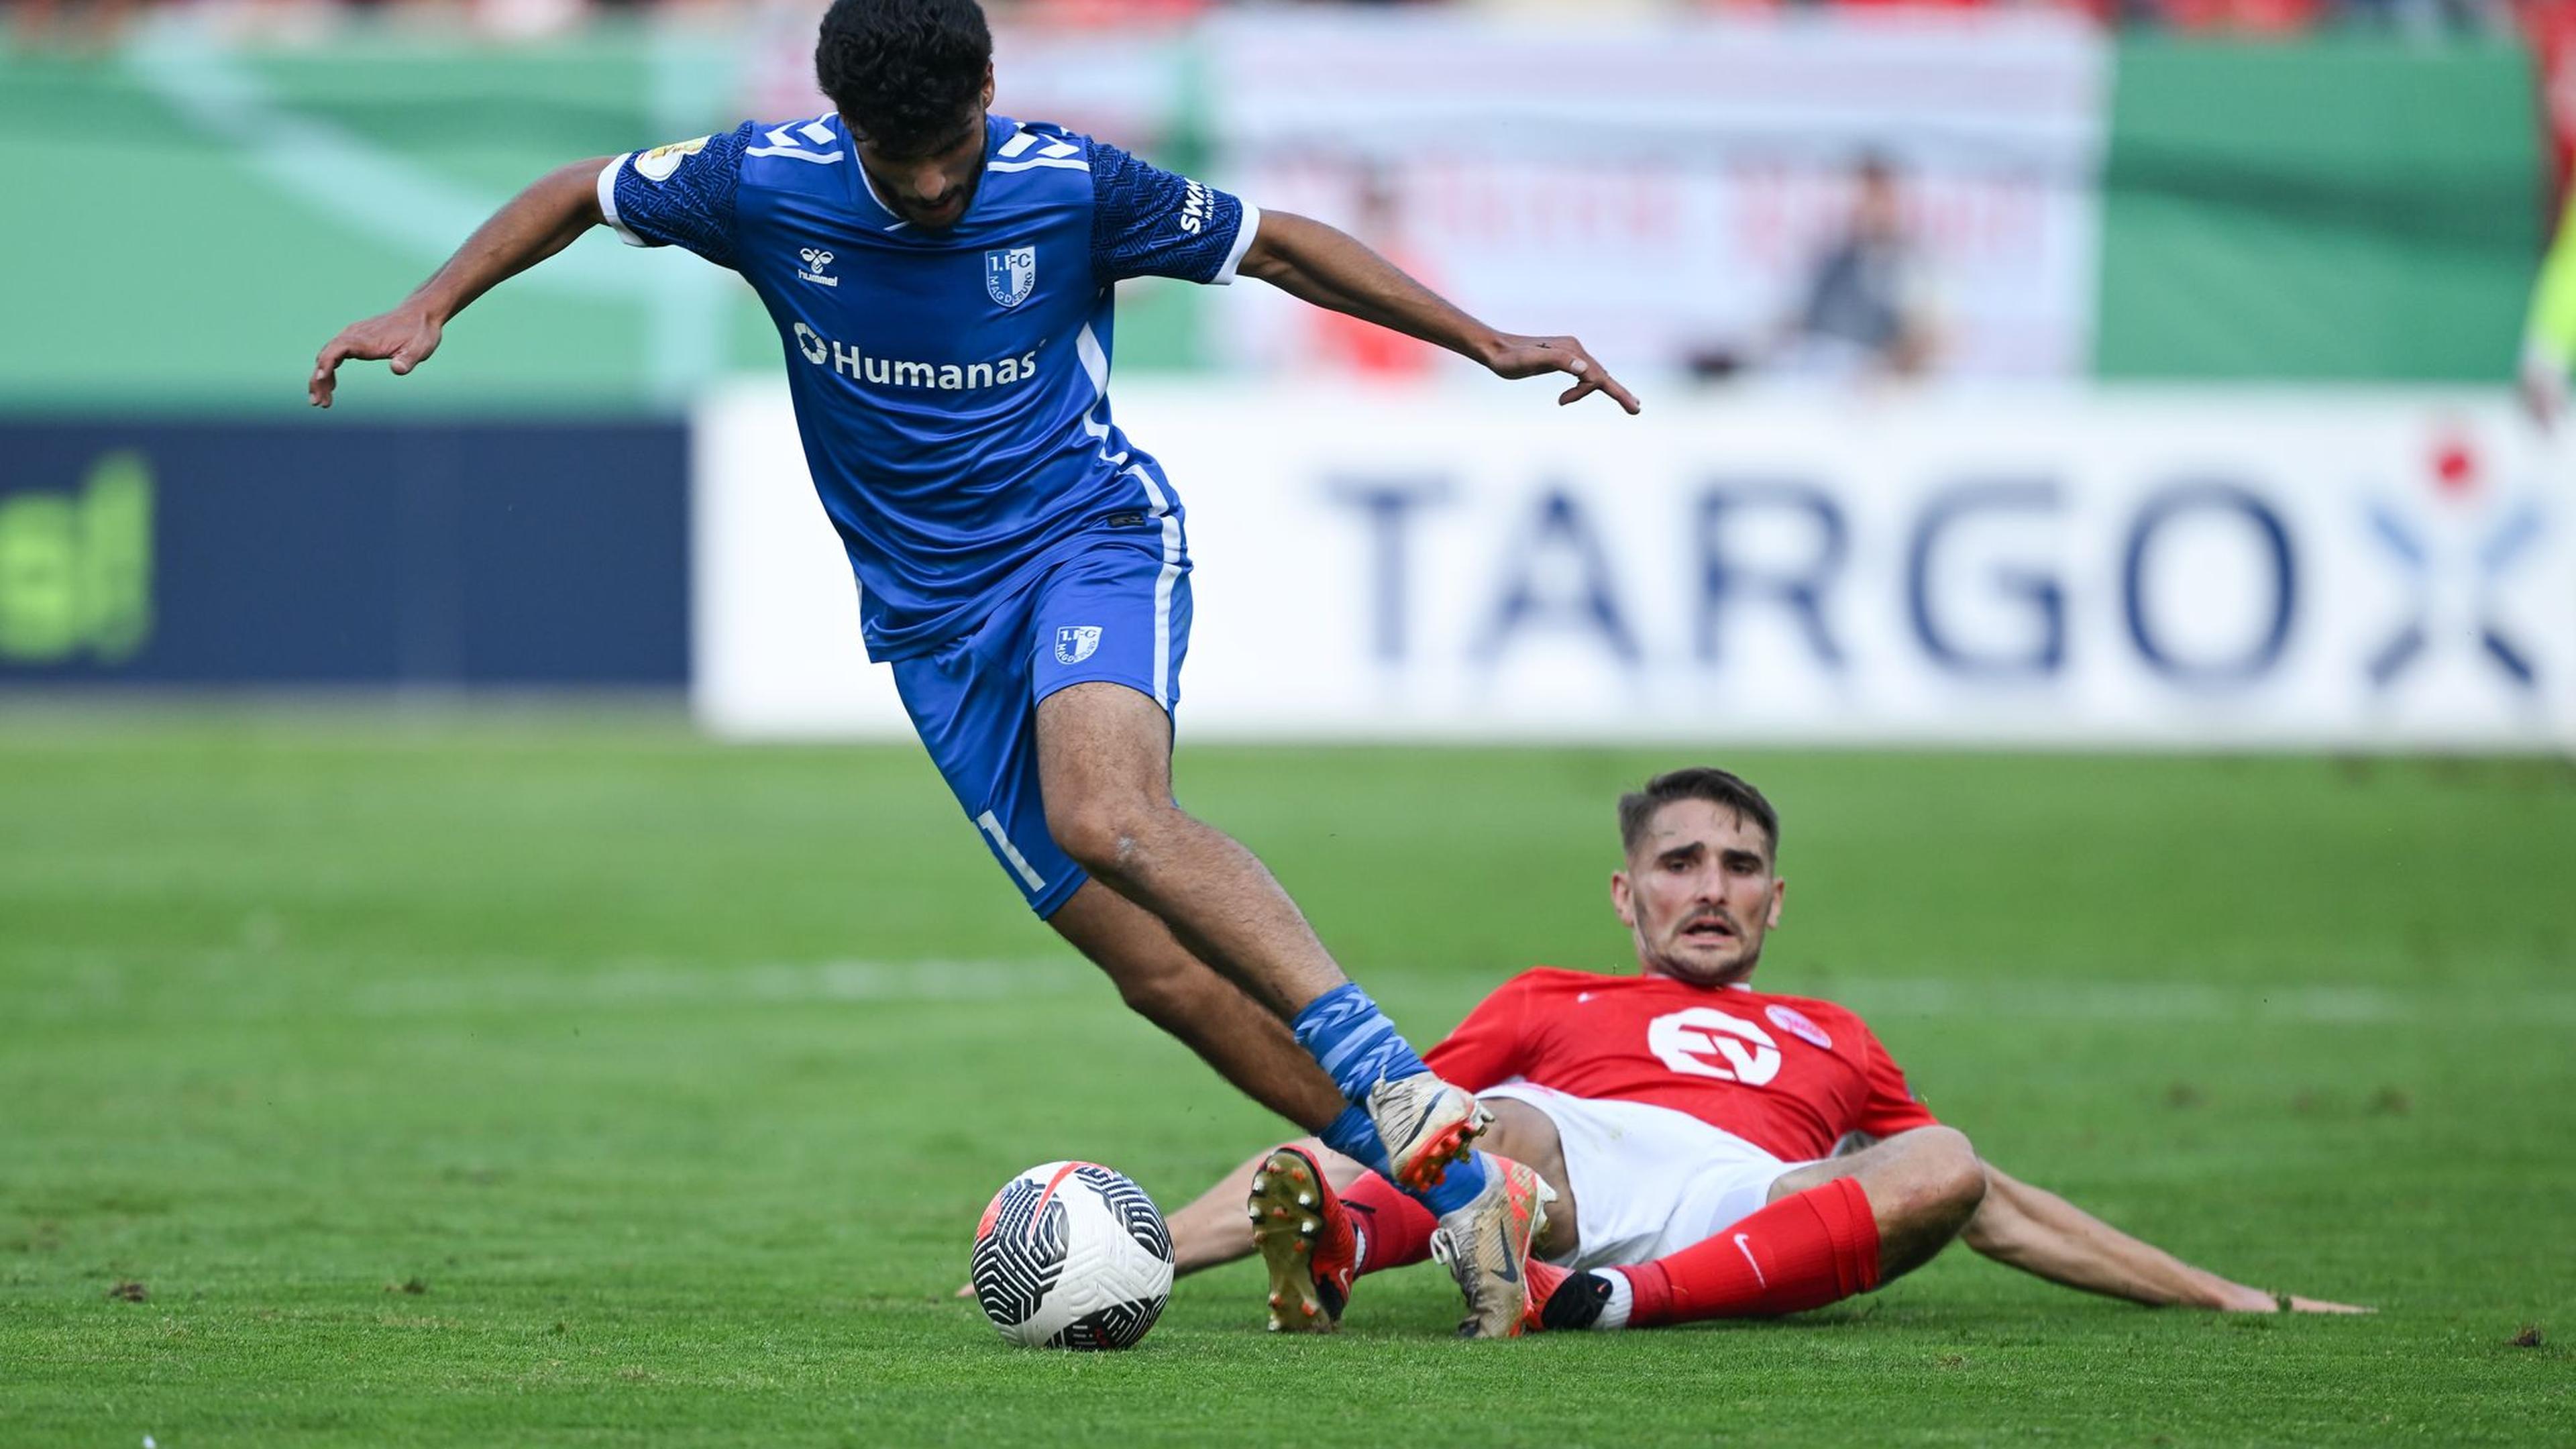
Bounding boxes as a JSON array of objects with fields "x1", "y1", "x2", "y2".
[
  {"x1": 2096, "y1": 38, "x2": 2540, "y2": 381},
  {"x1": 0, "y1": 19, "x2": 2540, "y2": 411},
  {"x1": 0, "y1": 24, "x2": 763, "y2": 413}
]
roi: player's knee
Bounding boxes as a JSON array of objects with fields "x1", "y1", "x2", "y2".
[
  {"x1": 1045, "y1": 794, "x2": 1172, "y2": 879},
  {"x1": 1913, "y1": 1125, "x2": 1987, "y2": 1217}
]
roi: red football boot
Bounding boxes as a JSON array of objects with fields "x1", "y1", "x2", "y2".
[{"x1": 1246, "y1": 1144, "x2": 1358, "y2": 1332}]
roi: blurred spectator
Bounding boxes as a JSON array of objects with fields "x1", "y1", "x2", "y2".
[{"x1": 1756, "y1": 154, "x2": 1943, "y2": 383}]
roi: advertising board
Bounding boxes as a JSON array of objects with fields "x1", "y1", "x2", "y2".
[
  {"x1": 696, "y1": 383, "x2": 2571, "y2": 750},
  {"x1": 0, "y1": 420, "x2": 689, "y2": 688}
]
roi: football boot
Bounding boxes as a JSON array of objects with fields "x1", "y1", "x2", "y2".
[
  {"x1": 1364, "y1": 1072, "x2": 1490, "y2": 1192},
  {"x1": 1246, "y1": 1144, "x2": 1357, "y2": 1332},
  {"x1": 1428, "y1": 1152, "x2": 1556, "y2": 1338}
]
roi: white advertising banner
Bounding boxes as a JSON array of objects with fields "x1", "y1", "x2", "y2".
[
  {"x1": 1199, "y1": 12, "x2": 2110, "y2": 382},
  {"x1": 694, "y1": 382, "x2": 2574, "y2": 749}
]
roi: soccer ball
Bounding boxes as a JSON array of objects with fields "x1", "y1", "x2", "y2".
[{"x1": 970, "y1": 1161, "x2": 1174, "y2": 1350}]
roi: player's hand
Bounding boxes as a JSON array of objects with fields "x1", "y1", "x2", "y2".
[
  {"x1": 1481, "y1": 333, "x2": 1641, "y2": 415},
  {"x1": 309, "y1": 305, "x2": 445, "y2": 408},
  {"x1": 2218, "y1": 1285, "x2": 2373, "y2": 1313}
]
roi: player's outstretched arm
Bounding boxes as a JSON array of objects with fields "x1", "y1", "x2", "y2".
[
  {"x1": 1236, "y1": 211, "x2": 1641, "y2": 415},
  {"x1": 307, "y1": 156, "x2": 615, "y2": 408},
  {"x1": 1964, "y1": 1164, "x2": 2369, "y2": 1313}
]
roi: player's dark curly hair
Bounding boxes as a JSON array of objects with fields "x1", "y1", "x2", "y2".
[
  {"x1": 814, "y1": 0, "x2": 991, "y2": 156},
  {"x1": 1619, "y1": 767, "x2": 1780, "y2": 861}
]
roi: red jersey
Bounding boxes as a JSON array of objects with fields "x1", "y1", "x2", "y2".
[{"x1": 1423, "y1": 968, "x2": 1937, "y2": 1163}]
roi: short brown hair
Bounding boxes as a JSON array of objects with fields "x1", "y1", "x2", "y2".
[{"x1": 1617, "y1": 767, "x2": 1780, "y2": 861}]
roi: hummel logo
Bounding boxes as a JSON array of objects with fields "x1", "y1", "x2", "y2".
[{"x1": 796, "y1": 248, "x2": 839, "y2": 287}]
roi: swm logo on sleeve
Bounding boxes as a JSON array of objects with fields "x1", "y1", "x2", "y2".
[
  {"x1": 1055, "y1": 626, "x2": 1102, "y2": 665},
  {"x1": 986, "y1": 246, "x2": 1036, "y2": 309}
]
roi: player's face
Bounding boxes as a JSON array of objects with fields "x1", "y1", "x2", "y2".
[
  {"x1": 851, "y1": 70, "x2": 996, "y2": 231},
  {"x1": 1611, "y1": 799, "x2": 1784, "y2": 987}
]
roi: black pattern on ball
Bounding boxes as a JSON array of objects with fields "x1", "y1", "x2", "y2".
[
  {"x1": 1073, "y1": 1164, "x2": 1173, "y2": 1262},
  {"x1": 971, "y1": 1178, "x2": 1067, "y2": 1328},
  {"x1": 1048, "y1": 1296, "x2": 1167, "y2": 1351}
]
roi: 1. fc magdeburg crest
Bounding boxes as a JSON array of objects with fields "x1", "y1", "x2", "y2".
[
  {"x1": 1056, "y1": 626, "x2": 1102, "y2": 665},
  {"x1": 986, "y1": 246, "x2": 1036, "y2": 309}
]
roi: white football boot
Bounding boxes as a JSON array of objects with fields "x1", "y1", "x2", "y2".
[
  {"x1": 1428, "y1": 1152, "x2": 1556, "y2": 1339},
  {"x1": 1363, "y1": 1071, "x2": 1491, "y2": 1192}
]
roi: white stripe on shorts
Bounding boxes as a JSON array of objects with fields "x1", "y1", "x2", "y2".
[
  {"x1": 975, "y1": 810, "x2": 1049, "y2": 894},
  {"x1": 1124, "y1": 461, "x2": 1183, "y2": 710}
]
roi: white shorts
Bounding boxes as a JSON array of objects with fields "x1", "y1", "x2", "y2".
[{"x1": 1481, "y1": 1082, "x2": 1811, "y2": 1271}]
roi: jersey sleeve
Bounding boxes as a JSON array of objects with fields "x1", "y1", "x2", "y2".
[
  {"x1": 1851, "y1": 1022, "x2": 1940, "y2": 1139},
  {"x1": 1088, "y1": 141, "x2": 1260, "y2": 288},
  {"x1": 598, "y1": 121, "x2": 757, "y2": 270},
  {"x1": 1421, "y1": 975, "x2": 1536, "y2": 1093}
]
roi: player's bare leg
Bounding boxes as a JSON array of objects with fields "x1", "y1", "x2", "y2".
[
  {"x1": 1764, "y1": 1124, "x2": 1987, "y2": 1281},
  {"x1": 1036, "y1": 684, "x2": 1341, "y2": 1013},
  {"x1": 1036, "y1": 682, "x2": 1489, "y2": 1185},
  {"x1": 1038, "y1": 680, "x2": 1523, "y2": 1328},
  {"x1": 1046, "y1": 879, "x2": 1346, "y2": 1133}
]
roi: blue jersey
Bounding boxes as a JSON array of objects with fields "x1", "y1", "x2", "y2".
[{"x1": 599, "y1": 114, "x2": 1257, "y2": 659}]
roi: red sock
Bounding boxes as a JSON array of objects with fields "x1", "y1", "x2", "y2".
[
  {"x1": 1343, "y1": 1173, "x2": 1438, "y2": 1276},
  {"x1": 1618, "y1": 1176, "x2": 1882, "y2": 1326}
]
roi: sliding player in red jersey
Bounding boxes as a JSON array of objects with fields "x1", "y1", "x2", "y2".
[{"x1": 1166, "y1": 767, "x2": 2369, "y2": 1334}]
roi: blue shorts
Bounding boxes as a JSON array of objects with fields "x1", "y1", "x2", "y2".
[{"x1": 890, "y1": 525, "x2": 1192, "y2": 918}]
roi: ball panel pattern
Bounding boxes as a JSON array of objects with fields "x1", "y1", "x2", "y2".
[
  {"x1": 970, "y1": 1161, "x2": 1172, "y2": 1350},
  {"x1": 1048, "y1": 1296, "x2": 1166, "y2": 1351},
  {"x1": 970, "y1": 1175, "x2": 1068, "y2": 1330},
  {"x1": 1074, "y1": 1163, "x2": 1173, "y2": 1262}
]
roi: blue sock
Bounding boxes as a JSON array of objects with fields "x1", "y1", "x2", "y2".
[
  {"x1": 1291, "y1": 983, "x2": 1429, "y2": 1102},
  {"x1": 1419, "y1": 1154, "x2": 1488, "y2": 1215},
  {"x1": 1318, "y1": 1105, "x2": 1393, "y2": 1177},
  {"x1": 1295, "y1": 984, "x2": 1491, "y2": 1215}
]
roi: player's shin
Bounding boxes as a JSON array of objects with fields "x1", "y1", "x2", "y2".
[{"x1": 1615, "y1": 1177, "x2": 1882, "y2": 1327}]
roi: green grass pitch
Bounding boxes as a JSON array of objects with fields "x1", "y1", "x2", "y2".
[{"x1": 3, "y1": 712, "x2": 2571, "y2": 1445}]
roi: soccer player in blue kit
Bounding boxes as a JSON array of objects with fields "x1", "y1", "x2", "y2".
[{"x1": 307, "y1": 0, "x2": 1638, "y2": 1336}]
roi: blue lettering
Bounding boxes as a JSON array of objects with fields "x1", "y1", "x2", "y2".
[
  {"x1": 1696, "y1": 482, "x2": 1847, "y2": 669},
  {"x1": 1908, "y1": 481, "x2": 2064, "y2": 678},
  {"x1": 2122, "y1": 482, "x2": 2295, "y2": 686},
  {"x1": 1477, "y1": 488, "x2": 1638, "y2": 665},
  {"x1": 1330, "y1": 478, "x2": 1451, "y2": 663}
]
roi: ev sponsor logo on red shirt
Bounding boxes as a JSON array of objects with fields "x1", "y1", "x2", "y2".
[{"x1": 1646, "y1": 1006, "x2": 1780, "y2": 1086}]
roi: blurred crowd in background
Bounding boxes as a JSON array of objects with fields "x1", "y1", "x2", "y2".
[
  {"x1": 1, "y1": 0, "x2": 2550, "y2": 405},
  {"x1": 1, "y1": 0, "x2": 2546, "y2": 46}
]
